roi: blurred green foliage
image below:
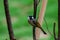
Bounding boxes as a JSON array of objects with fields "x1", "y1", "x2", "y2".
[{"x1": 0, "y1": 0, "x2": 58, "y2": 40}]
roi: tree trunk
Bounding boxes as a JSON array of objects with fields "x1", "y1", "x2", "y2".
[
  {"x1": 35, "y1": 0, "x2": 47, "y2": 40},
  {"x1": 58, "y1": 0, "x2": 60, "y2": 40}
]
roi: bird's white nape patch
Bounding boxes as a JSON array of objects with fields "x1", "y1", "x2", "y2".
[{"x1": 32, "y1": 16, "x2": 34, "y2": 19}]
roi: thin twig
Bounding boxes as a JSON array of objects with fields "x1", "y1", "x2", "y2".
[
  {"x1": 53, "y1": 22, "x2": 57, "y2": 40},
  {"x1": 33, "y1": 0, "x2": 38, "y2": 40},
  {"x1": 4, "y1": 0, "x2": 16, "y2": 40}
]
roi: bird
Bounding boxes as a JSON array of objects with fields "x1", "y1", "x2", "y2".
[{"x1": 28, "y1": 16, "x2": 47, "y2": 34}]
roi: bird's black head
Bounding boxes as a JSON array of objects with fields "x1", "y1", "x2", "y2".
[{"x1": 28, "y1": 16, "x2": 34, "y2": 20}]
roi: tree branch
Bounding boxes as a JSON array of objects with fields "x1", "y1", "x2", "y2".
[
  {"x1": 35, "y1": 0, "x2": 48, "y2": 40},
  {"x1": 53, "y1": 22, "x2": 57, "y2": 40},
  {"x1": 4, "y1": 0, "x2": 16, "y2": 40}
]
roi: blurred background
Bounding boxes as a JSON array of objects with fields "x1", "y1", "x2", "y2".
[{"x1": 0, "y1": 0, "x2": 58, "y2": 40}]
